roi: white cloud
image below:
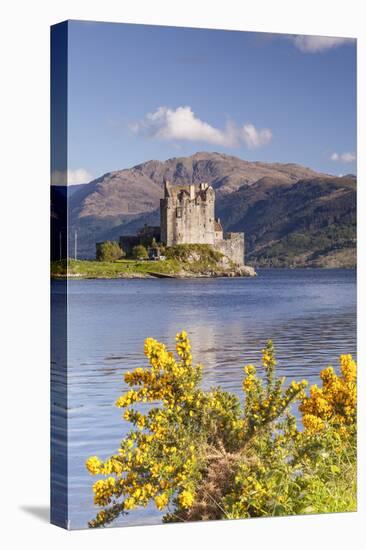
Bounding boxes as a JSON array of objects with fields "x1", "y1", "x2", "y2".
[
  {"x1": 330, "y1": 152, "x2": 356, "y2": 163},
  {"x1": 51, "y1": 168, "x2": 93, "y2": 185},
  {"x1": 241, "y1": 124, "x2": 272, "y2": 149},
  {"x1": 131, "y1": 106, "x2": 272, "y2": 150},
  {"x1": 292, "y1": 35, "x2": 355, "y2": 53}
]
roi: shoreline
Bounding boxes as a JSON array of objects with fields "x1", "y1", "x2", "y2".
[
  {"x1": 51, "y1": 268, "x2": 257, "y2": 280},
  {"x1": 51, "y1": 265, "x2": 356, "y2": 281},
  {"x1": 50, "y1": 256, "x2": 257, "y2": 280}
]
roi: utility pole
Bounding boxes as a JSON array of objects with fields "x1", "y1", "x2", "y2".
[
  {"x1": 74, "y1": 230, "x2": 77, "y2": 261},
  {"x1": 59, "y1": 231, "x2": 62, "y2": 260}
]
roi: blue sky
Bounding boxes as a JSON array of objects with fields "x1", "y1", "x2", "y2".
[{"x1": 64, "y1": 20, "x2": 356, "y2": 183}]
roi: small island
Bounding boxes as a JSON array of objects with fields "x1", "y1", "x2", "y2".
[
  {"x1": 52, "y1": 181, "x2": 256, "y2": 279},
  {"x1": 51, "y1": 244, "x2": 256, "y2": 279}
]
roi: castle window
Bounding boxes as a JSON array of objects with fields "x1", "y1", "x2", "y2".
[{"x1": 176, "y1": 207, "x2": 182, "y2": 218}]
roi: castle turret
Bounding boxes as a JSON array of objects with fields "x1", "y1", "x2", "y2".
[{"x1": 160, "y1": 181, "x2": 215, "y2": 246}]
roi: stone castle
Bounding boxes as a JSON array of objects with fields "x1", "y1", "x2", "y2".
[
  {"x1": 160, "y1": 181, "x2": 245, "y2": 266},
  {"x1": 119, "y1": 180, "x2": 245, "y2": 266}
]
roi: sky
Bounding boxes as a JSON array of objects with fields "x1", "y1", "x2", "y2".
[{"x1": 58, "y1": 20, "x2": 356, "y2": 184}]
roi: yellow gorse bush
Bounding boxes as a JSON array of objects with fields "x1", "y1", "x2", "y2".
[
  {"x1": 300, "y1": 354, "x2": 356, "y2": 433},
  {"x1": 85, "y1": 331, "x2": 203, "y2": 526},
  {"x1": 86, "y1": 333, "x2": 357, "y2": 527}
]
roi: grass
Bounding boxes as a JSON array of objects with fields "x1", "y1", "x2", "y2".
[
  {"x1": 314, "y1": 461, "x2": 357, "y2": 513},
  {"x1": 51, "y1": 258, "x2": 179, "y2": 278},
  {"x1": 51, "y1": 245, "x2": 234, "y2": 279}
]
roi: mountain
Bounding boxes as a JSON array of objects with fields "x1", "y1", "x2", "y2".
[
  {"x1": 217, "y1": 175, "x2": 356, "y2": 267},
  {"x1": 64, "y1": 152, "x2": 356, "y2": 267}
]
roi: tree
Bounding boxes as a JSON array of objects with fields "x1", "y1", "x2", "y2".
[
  {"x1": 132, "y1": 244, "x2": 148, "y2": 260},
  {"x1": 96, "y1": 241, "x2": 124, "y2": 262}
]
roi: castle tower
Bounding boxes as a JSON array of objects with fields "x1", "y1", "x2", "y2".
[{"x1": 160, "y1": 180, "x2": 215, "y2": 246}]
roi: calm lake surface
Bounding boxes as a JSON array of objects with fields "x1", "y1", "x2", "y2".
[{"x1": 52, "y1": 268, "x2": 356, "y2": 529}]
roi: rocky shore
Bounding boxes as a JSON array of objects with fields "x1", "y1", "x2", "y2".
[{"x1": 53, "y1": 265, "x2": 256, "y2": 280}]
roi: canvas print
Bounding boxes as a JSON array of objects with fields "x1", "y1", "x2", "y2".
[{"x1": 50, "y1": 20, "x2": 357, "y2": 530}]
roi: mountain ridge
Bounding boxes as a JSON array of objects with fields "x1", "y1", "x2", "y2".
[{"x1": 62, "y1": 152, "x2": 356, "y2": 266}]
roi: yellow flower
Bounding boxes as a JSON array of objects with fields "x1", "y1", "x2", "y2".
[
  {"x1": 340, "y1": 354, "x2": 356, "y2": 382},
  {"x1": 86, "y1": 456, "x2": 102, "y2": 475},
  {"x1": 154, "y1": 493, "x2": 169, "y2": 510},
  {"x1": 86, "y1": 332, "x2": 356, "y2": 528},
  {"x1": 243, "y1": 378, "x2": 254, "y2": 392},
  {"x1": 179, "y1": 489, "x2": 195, "y2": 508},
  {"x1": 136, "y1": 414, "x2": 146, "y2": 429},
  {"x1": 300, "y1": 354, "x2": 357, "y2": 432},
  {"x1": 302, "y1": 414, "x2": 324, "y2": 434},
  {"x1": 92, "y1": 477, "x2": 116, "y2": 506},
  {"x1": 123, "y1": 497, "x2": 136, "y2": 510},
  {"x1": 244, "y1": 364, "x2": 256, "y2": 375}
]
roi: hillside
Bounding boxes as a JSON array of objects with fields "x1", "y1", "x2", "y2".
[
  {"x1": 217, "y1": 176, "x2": 356, "y2": 267},
  {"x1": 60, "y1": 152, "x2": 356, "y2": 267}
]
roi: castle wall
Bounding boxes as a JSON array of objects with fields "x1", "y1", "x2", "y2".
[
  {"x1": 161, "y1": 183, "x2": 215, "y2": 246},
  {"x1": 213, "y1": 233, "x2": 245, "y2": 266},
  {"x1": 160, "y1": 197, "x2": 168, "y2": 245},
  {"x1": 160, "y1": 181, "x2": 246, "y2": 266}
]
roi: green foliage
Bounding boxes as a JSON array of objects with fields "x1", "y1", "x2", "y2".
[
  {"x1": 250, "y1": 225, "x2": 356, "y2": 267},
  {"x1": 86, "y1": 335, "x2": 356, "y2": 527},
  {"x1": 96, "y1": 241, "x2": 124, "y2": 262},
  {"x1": 51, "y1": 244, "x2": 240, "y2": 279},
  {"x1": 149, "y1": 239, "x2": 166, "y2": 255},
  {"x1": 132, "y1": 244, "x2": 148, "y2": 260},
  {"x1": 165, "y1": 243, "x2": 223, "y2": 263}
]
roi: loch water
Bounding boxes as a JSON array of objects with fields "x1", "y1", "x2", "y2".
[{"x1": 51, "y1": 268, "x2": 356, "y2": 529}]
